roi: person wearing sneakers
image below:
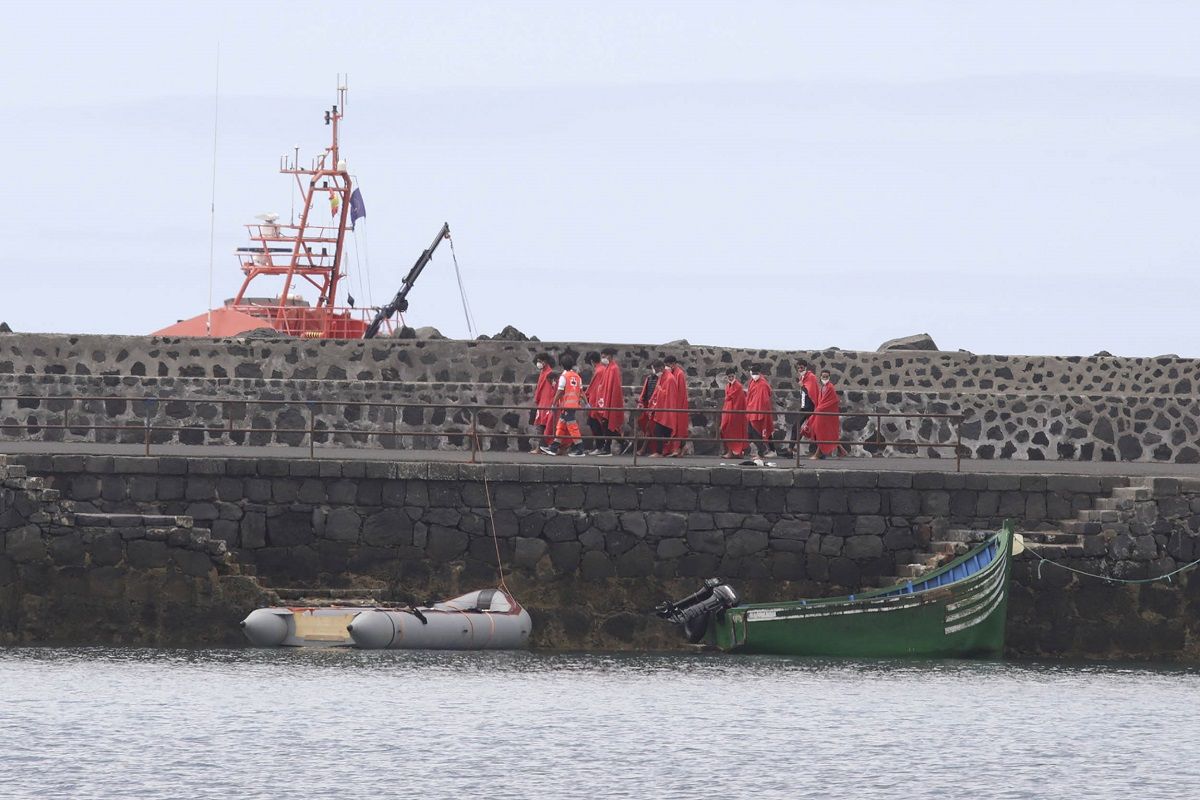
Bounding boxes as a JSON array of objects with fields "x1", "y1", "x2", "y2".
[
  {"x1": 588, "y1": 347, "x2": 626, "y2": 456},
  {"x1": 745, "y1": 364, "x2": 777, "y2": 458},
  {"x1": 540, "y1": 353, "x2": 588, "y2": 457},
  {"x1": 719, "y1": 367, "x2": 748, "y2": 459},
  {"x1": 529, "y1": 353, "x2": 557, "y2": 454},
  {"x1": 583, "y1": 351, "x2": 608, "y2": 454}
]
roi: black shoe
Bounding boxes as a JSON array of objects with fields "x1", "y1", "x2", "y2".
[
  {"x1": 540, "y1": 444, "x2": 559, "y2": 456},
  {"x1": 567, "y1": 446, "x2": 587, "y2": 457}
]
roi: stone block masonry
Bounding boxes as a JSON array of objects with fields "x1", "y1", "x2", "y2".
[
  {"x1": 8, "y1": 452, "x2": 1198, "y2": 660},
  {"x1": 0, "y1": 454, "x2": 273, "y2": 645},
  {"x1": 1, "y1": 333, "x2": 1198, "y2": 462}
]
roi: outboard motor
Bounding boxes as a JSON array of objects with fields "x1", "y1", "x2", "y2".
[{"x1": 655, "y1": 578, "x2": 740, "y2": 643}]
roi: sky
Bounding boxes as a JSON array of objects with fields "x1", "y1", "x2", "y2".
[{"x1": 1, "y1": 1, "x2": 1198, "y2": 357}]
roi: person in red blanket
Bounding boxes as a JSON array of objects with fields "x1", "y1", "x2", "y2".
[
  {"x1": 793, "y1": 358, "x2": 820, "y2": 456},
  {"x1": 800, "y1": 369, "x2": 841, "y2": 459},
  {"x1": 745, "y1": 364, "x2": 776, "y2": 458},
  {"x1": 583, "y1": 351, "x2": 607, "y2": 453},
  {"x1": 652, "y1": 355, "x2": 689, "y2": 458},
  {"x1": 719, "y1": 367, "x2": 748, "y2": 459},
  {"x1": 529, "y1": 352, "x2": 557, "y2": 454},
  {"x1": 636, "y1": 360, "x2": 663, "y2": 455},
  {"x1": 589, "y1": 347, "x2": 626, "y2": 456}
]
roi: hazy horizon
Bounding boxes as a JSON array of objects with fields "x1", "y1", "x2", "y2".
[{"x1": 2, "y1": 1, "x2": 1198, "y2": 358}]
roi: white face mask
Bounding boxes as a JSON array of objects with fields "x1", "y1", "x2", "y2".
[
  {"x1": 601, "y1": 356, "x2": 611, "y2": 365},
  {"x1": 536, "y1": 362, "x2": 544, "y2": 370},
  {"x1": 820, "y1": 377, "x2": 829, "y2": 384},
  {"x1": 750, "y1": 372, "x2": 760, "y2": 380}
]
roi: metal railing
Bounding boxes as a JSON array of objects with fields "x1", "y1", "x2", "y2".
[{"x1": 0, "y1": 394, "x2": 966, "y2": 470}]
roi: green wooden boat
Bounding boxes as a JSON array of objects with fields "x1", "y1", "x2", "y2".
[{"x1": 656, "y1": 522, "x2": 1018, "y2": 659}]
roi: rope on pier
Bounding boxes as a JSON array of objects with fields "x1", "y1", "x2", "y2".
[{"x1": 1026, "y1": 549, "x2": 1200, "y2": 585}]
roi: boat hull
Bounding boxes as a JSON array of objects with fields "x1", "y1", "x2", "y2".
[{"x1": 704, "y1": 526, "x2": 1013, "y2": 659}]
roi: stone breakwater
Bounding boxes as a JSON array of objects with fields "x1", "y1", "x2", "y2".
[
  {"x1": 4, "y1": 453, "x2": 1198, "y2": 660},
  {"x1": 0, "y1": 455, "x2": 271, "y2": 645},
  {"x1": 1, "y1": 333, "x2": 1198, "y2": 462}
]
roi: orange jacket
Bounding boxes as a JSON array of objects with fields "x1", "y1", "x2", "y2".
[{"x1": 560, "y1": 369, "x2": 584, "y2": 408}]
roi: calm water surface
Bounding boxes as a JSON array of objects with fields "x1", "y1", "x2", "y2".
[{"x1": 1, "y1": 648, "x2": 1196, "y2": 799}]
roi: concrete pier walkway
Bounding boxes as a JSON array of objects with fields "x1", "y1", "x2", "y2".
[{"x1": 2, "y1": 440, "x2": 1199, "y2": 477}]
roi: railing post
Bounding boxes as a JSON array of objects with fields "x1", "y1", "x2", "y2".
[
  {"x1": 470, "y1": 405, "x2": 479, "y2": 464},
  {"x1": 391, "y1": 404, "x2": 398, "y2": 451},
  {"x1": 307, "y1": 401, "x2": 315, "y2": 459},
  {"x1": 144, "y1": 395, "x2": 157, "y2": 457},
  {"x1": 956, "y1": 415, "x2": 962, "y2": 473},
  {"x1": 631, "y1": 407, "x2": 639, "y2": 466}
]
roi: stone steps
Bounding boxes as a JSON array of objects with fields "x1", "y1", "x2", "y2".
[{"x1": 1112, "y1": 486, "x2": 1152, "y2": 501}]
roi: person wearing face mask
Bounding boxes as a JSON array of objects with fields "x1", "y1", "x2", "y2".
[
  {"x1": 529, "y1": 353, "x2": 558, "y2": 454},
  {"x1": 653, "y1": 355, "x2": 689, "y2": 458},
  {"x1": 719, "y1": 367, "x2": 748, "y2": 459},
  {"x1": 540, "y1": 353, "x2": 587, "y2": 457},
  {"x1": 801, "y1": 369, "x2": 841, "y2": 459},
  {"x1": 745, "y1": 364, "x2": 777, "y2": 458},
  {"x1": 589, "y1": 347, "x2": 626, "y2": 456},
  {"x1": 636, "y1": 360, "x2": 663, "y2": 456},
  {"x1": 583, "y1": 351, "x2": 607, "y2": 453},
  {"x1": 792, "y1": 359, "x2": 820, "y2": 456}
]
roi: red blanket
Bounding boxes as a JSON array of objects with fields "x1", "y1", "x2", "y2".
[
  {"x1": 803, "y1": 381, "x2": 841, "y2": 455},
  {"x1": 746, "y1": 376, "x2": 774, "y2": 433},
  {"x1": 533, "y1": 365, "x2": 556, "y2": 427},
  {"x1": 720, "y1": 380, "x2": 747, "y2": 455}
]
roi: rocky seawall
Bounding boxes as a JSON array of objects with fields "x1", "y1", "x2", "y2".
[
  {"x1": 3, "y1": 453, "x2": 1198, "y2": 661},
  {"x1": 0, "y1": 333, "x2": 1197, "y2": 462}
]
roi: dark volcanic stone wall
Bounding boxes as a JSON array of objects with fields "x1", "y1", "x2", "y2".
[
  {"x1": 1, "y1": 333, "x2": 1198, "y2": 462},
  {"x1": 11, "y1": 453, "x2": 1200, "y2": 660}
]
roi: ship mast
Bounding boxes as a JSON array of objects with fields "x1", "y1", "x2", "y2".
[{"x1": 228, "y1": 78, "x2": 362, "y2": 337}]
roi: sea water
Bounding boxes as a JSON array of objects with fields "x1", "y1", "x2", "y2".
[{"x1": 0, "y1": 648, "x2": 1195, "y2": 799}]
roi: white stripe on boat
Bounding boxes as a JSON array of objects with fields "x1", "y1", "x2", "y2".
[{"x1": 943, "y1": 588, "x2": 1007, "y2": 635}]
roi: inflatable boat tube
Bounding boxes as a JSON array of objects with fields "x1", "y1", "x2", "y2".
[
  {"x1": 348, "y1": 589, "x2": 532, "y2": 650},
  {"x1": 241, "y1": 607, "x2": 361, "y2": 648}
]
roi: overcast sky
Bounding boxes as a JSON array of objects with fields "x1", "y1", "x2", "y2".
[{"x1": 2, "y1": 1, "x2": 1198, "y2": 357}]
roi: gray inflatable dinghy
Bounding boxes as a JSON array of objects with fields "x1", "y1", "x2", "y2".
[{"x1": 241, "y1": 588, "x2": 532, "y2": 650}]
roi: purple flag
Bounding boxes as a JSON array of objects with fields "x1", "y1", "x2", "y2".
[{"x1": 349, "y1": 189, "x2": 366, "y2": 230}]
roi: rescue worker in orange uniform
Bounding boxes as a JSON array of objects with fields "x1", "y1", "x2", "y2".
[{"x1": 540, "y1": 353, "x2": 588, "y2": 457}]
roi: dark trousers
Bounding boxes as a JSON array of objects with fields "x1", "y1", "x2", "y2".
[
  {"x1": 588, "y1": 417, "x2": 618, "y2": 451},
  {"x1": 649, "y1": 422, "x2": 672, "y2": 454},
  {"x1": 748, "y1": 422, "x2": 770, "y2": 456},
  {"x1": 793, "y1": 397, "x2": 815, "y2": 453}
]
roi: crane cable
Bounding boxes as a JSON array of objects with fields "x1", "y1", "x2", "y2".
[{"x1": 447, "y1": 233, "x2": 477, "y2": 338}]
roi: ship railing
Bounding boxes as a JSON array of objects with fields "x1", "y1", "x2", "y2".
[
  {"x1": 227, "y1": 303, "x2": 387, "y2": 337},
  {"x1": 0, "y1": 395, "x2": 966, "y2": 470},
  {"x1": 243, "y1": 223, "x2": 343, "y2": 243}
]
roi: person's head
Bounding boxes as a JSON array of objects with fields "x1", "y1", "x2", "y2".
[
  {"x1": 649, "y1": 359, "x2": 663, "y2": 375},
  {"x1": 600, "y1": 347, "x2": 617, "y2": 365},
  {"x1": 535, "y1": 352, "x2": 553, "y2": 370},
  {"x1": 663, "y1": 355, "x2": 678, "y2": 368},
  {"x1": 561, "y1": 354, "x2": 578, "y2": 371},
  {"x1": 725, "y1": 367, "x2": 738, "y2": 383},
  {"x1": 750, "y1": 363, "x2": 764, "y2": 380},
  {"x1": 585, "y1": 351, "x2": 601, "y2": 366},
  {"x1": 820, "y1": 369, "x2": 831, "y2": 384},
  {"x1": 796, "y1": 359, "x2": 810, "y2": 375}
]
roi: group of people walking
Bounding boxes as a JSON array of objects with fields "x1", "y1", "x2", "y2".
[{"x1": 528, "y1": 351, "x2": 842, "y2": 459}]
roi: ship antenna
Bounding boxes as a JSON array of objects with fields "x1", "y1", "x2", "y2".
[{"x1": 205, "y1": 41, "x2": 221, "y2": 336}]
